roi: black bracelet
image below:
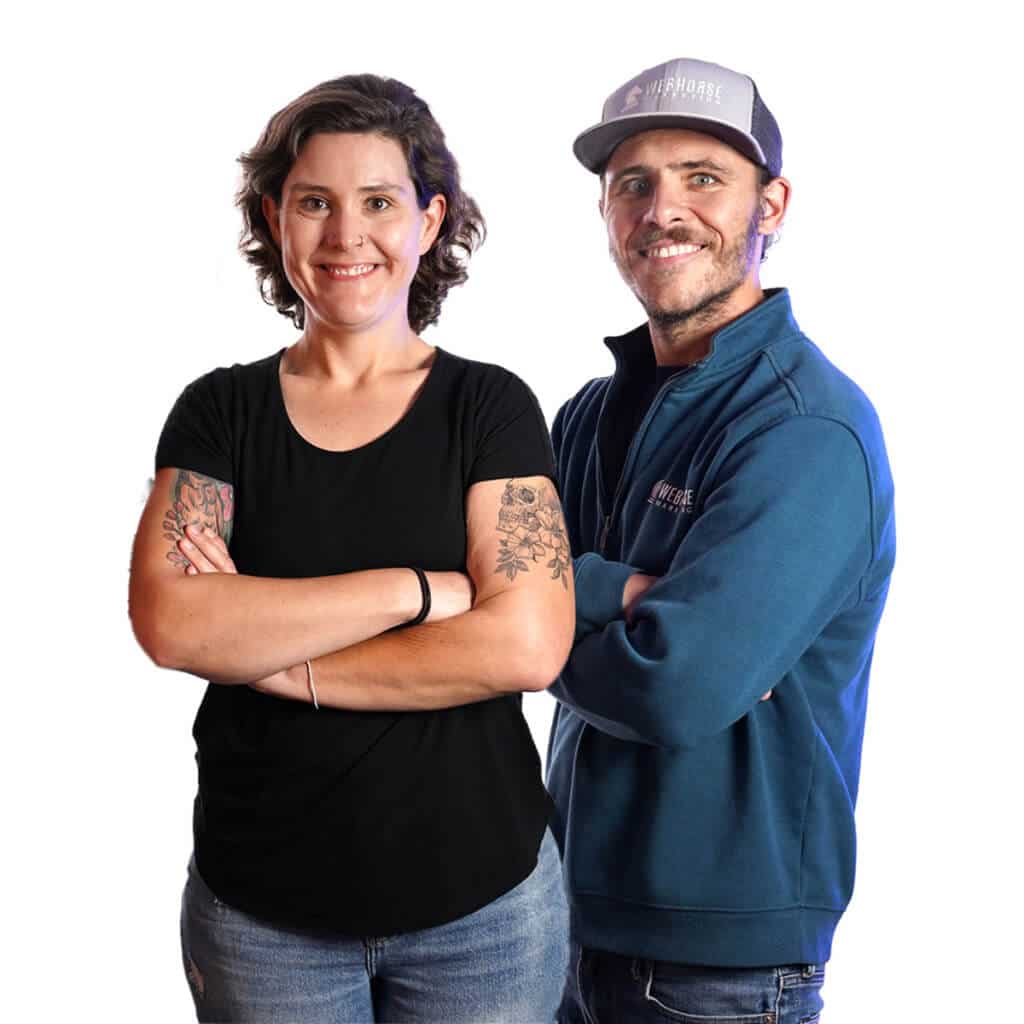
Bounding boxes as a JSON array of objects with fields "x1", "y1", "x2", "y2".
[{"x1": 407, "y1": 567, "x2": 431, "y2": 627}]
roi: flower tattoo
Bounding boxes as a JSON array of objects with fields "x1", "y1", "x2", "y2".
[{"x1": 494, "y1": 479, "x2": 570, "y2": 588}]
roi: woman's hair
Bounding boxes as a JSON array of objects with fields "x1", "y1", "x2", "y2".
[{"x1": 236, "y1": 74, "x2": 485, "y2": 334}]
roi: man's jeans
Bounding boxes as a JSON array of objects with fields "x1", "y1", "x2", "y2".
[
  {"x1": 558, "y1": 942, "x2": 825, "y2": 1024},
  {"x1": 180, "y1": 828, "x2": 569, "y2": 1023}
]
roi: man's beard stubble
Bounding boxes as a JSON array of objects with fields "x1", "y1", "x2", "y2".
[{"x1": 636, "y1": 209, "x2": 762, "y2": 341}]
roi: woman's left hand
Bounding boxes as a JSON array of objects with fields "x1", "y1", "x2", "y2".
[
  {"x1": 176, "y1": 527, "x2": 311, "y2": 702},
  {"x1": 177, "y1": 525, "x2": 238, "y2": 575}
]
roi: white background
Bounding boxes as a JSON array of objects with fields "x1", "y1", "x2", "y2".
[{"x1": 3, "y1": 2, "x2": 1020, "y2": 1021}]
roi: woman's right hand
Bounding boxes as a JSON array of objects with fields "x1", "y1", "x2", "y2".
[{"x1": 424, "y1": 572, "x2": 475, "y2": 623}]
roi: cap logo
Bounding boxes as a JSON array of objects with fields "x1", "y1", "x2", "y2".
[
  {"x1": 620, "y1": 85, "x2": 643, "y2": 113},
  {"x1": 646, "y1": 76, "x2": 722, "y2": 105}
]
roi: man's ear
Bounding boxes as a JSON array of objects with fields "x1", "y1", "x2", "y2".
[{"x1": 758, "y1": 176, "x2": 791, "y2": 236}]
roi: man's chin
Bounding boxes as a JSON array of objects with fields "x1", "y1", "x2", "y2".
[{"x1": 644, "y1": 281, "x2": 743, "y2": 330}]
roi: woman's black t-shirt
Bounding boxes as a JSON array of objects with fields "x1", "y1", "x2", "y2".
[{"x1": 154, "y1": 346, "x2": 557, "y2": 936}]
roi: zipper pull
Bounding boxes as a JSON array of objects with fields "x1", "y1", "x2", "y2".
[{"x1": 599, "y1": 515, "x2": 611, "y2": 554}]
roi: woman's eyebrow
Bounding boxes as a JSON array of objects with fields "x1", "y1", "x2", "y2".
[
  {"x1": 287, "y1": 181, "x2": 410, "y2": 195},
  {"x1": 357, "y1": 182, "x2": 408, "y2": 194},
  {"x1": 289, "y1": 181, "x2": 334, "y2": 193}
]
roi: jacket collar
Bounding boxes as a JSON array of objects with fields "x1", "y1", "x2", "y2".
[{"x1": 604, "y1": 287, "x2": 800, "y2": 379}]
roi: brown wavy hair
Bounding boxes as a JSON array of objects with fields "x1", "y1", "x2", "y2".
[{"x1": 236, "y1": 74, "x2": 485, "y2": 334}]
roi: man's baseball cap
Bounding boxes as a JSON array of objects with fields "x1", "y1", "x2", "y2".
[{"x1": 574, "y1": 58, "x2": 782, "y2": 177}]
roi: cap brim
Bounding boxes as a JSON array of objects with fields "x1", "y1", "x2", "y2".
[{"x1": 573, "y1": 113, "x2": 768, "y2": 175}]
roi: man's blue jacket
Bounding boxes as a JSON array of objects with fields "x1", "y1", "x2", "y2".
[{"x1": 546, "y1": 288, "x2": 895, "y2": 967}]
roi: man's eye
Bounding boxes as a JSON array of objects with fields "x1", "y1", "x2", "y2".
[
  {"x1": 621, "y1": 179, "x2": 649, "y2": 195},
  {"x1": 367, "y1": 196, "x2": 392, "y2": 211},
  {"x1": 693, "y1": 174, "x2": 718, "y2": 186}
]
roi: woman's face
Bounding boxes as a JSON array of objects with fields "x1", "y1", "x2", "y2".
[{"x1": 263, "y1": 131, "x2": 445, "y2": 336}]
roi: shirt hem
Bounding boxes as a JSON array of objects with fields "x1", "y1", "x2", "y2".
[{"x1": 573, "y1": 892, "x2": 840, "y2": 967}]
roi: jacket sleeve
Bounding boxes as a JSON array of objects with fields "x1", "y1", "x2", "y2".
[
  {"x1": 551, "y1": 393, "x2": 640, "y2": 639},
  {"x1": 549, "y1": 415, "x2": 874, "y2": 749}
]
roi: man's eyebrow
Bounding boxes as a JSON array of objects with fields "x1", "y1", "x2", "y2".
[
  {"x1": 666, "y1": 159, "x2": 734, "y2": 177},
  {"x1": 606, "y1": 164, "x2": 650, "y2": 189}
]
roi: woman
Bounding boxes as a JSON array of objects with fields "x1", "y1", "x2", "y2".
[{"x1": 129, "y1": 74, "x2": 574, "y2": 1023}]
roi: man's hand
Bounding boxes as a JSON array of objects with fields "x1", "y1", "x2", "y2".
[
  {"x1": 622, "y1": 572, "x2": 658, "y2": 626},
  {"x1": 622, "y1": 571, "x2": 772, "y2": 701}
]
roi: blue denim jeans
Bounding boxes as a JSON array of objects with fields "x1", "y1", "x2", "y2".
[
  {"x1": 180, "y1": 828, "x2": 569, "y2": 1022},
  {"x1": 558, "y1": 943, "x2": 825, "y2": 1024}
]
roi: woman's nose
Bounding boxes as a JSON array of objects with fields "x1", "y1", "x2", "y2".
[{"x1": 322, "y1": 208, "x2": 367, "y2": 251}]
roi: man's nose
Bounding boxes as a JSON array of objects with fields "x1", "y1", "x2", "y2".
[{"x1": 642, "y1": 179, "x2": 692, "y2": 229}]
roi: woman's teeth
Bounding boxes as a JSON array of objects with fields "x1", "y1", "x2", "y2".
[{"x1": 323, "y1": 264, "x2": 375, "y2": 278}]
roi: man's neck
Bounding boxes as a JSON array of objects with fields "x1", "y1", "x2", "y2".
[{"x1": 649, "y1": 282, "x2": 765, "y2": 367}]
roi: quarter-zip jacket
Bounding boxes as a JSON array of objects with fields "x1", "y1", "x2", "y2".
[{"x1": 546, "y1": 288, "x2": 895, "y2": 967}]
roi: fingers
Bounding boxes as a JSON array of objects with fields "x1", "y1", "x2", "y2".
[
  {"x1": 622, "y1": 573, "x2": 659, "y2": 614},
  {"x1": 178, "y1": 525, "x2": 238, "y2": 575}
]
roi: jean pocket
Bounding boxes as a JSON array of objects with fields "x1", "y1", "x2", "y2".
[
  {"x1": 777, "y1": 964, "x2": 825, "y2": 1023},
  {"x1": 642, "y1": 962, "x2": 778, "y2": 1023}
]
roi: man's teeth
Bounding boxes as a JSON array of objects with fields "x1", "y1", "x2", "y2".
[
  {"x1": 650, "y1": 243, "x2": 702, "y2": 258},
  {"x1": 324, "y1": 264, "x2": 375, "y2": 277}
]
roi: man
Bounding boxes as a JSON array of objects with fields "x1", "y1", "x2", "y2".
[{"x1": 547, "y1": 58, "x2": 895, "y2": 1022}]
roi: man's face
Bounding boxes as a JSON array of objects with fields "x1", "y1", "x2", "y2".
[{"x1": 601, "y1": 129, "x2": 767, "y2": 331}]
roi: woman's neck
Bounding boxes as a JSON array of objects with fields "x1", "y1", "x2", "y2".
[{"x1": 284, "y1": 316, "x2": 433, "y2": 385}]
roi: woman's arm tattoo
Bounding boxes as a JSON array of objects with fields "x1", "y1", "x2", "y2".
[
  {"x1": 494, "y1": 479, "x2": 571, "y2": 588},
  {"x1": 162, "y1": 470, "x2": 234, "y2": 568}
]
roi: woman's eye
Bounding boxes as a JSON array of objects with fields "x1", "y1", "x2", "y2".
[
  {"x1": 299, "y1": 196, "x2": 329, "y2": 213},
  {"x1": 367, "y1": 196, "x2": 392, "y2": 211}
]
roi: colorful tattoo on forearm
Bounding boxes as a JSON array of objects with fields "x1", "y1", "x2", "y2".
[
  {"x1": 162, "y1": 470, "x2": 234, "y2": 568},
  {"x1": 494, "y1": 479, "x2": 571, "y2": 588}
]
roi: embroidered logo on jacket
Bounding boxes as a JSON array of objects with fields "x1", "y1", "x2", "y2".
[{"x1": 647, "y1": 480, "x2": 695, "y2": 514}]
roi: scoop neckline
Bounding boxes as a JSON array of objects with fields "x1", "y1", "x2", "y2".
[{"x1": 272, "y1": 345, "x2": 446, "y2": 456}]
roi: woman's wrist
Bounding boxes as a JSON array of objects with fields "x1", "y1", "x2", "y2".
[
  {"x1": 405, "y1": 568, "x2": 431, "y2": 626},
  {"x1": 381, "y1": 567, "x2": 428, "y2": 625}
]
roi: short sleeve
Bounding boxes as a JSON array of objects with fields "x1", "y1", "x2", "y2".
[
  {"x1": 466, "y1": 368, "x2": 556, "y2": 488},
  {"x1": 155, "y1": 369, "x2": 234, "y2": 484}
]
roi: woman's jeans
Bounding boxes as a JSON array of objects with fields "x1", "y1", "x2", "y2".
[
  {"x1": 180, "y1": 827, "x2": 569, "y2": 1023},
  {"x1": 558, "y1": 942, "x2": 826, "y2": 1024}
]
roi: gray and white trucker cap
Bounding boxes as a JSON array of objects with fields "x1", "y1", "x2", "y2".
[{"x1": 574, "y1": 58, "x2": 782, "y2": 176}]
